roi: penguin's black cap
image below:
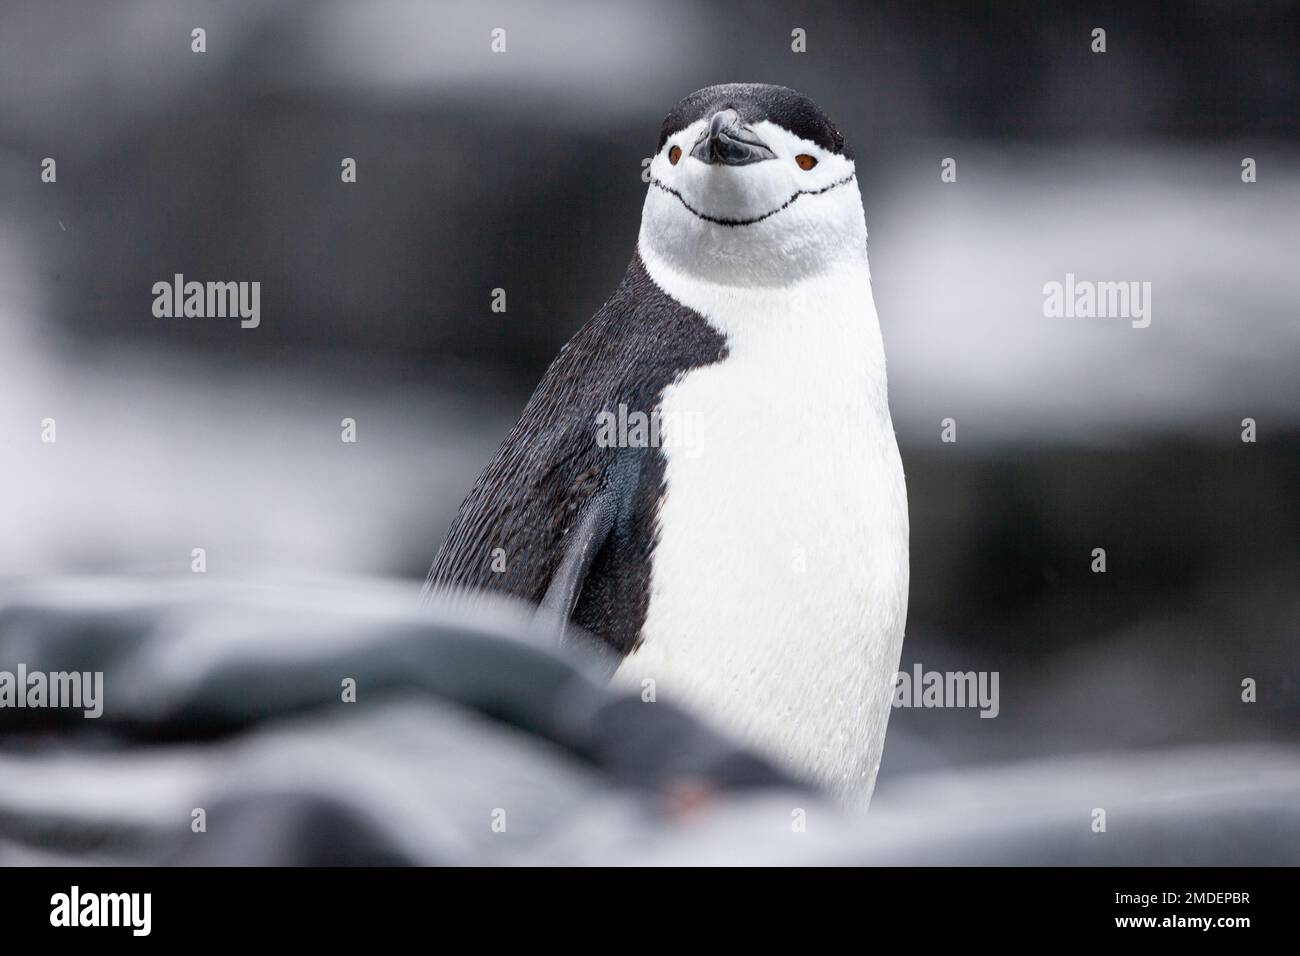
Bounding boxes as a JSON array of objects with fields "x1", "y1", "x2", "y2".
[{"x1": 657, "y1": 83, "x2": 852, "y2": 159}]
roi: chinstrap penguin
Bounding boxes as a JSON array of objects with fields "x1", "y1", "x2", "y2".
[{"x1": 424, "y1": 84, "x2": 909, "y2": 805}]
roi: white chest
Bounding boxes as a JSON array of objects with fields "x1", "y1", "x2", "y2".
[{"x1": 616, "y1": 247, "x2": 910, "y2": 804}]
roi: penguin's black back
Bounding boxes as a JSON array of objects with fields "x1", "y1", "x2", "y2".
[{"x1": 425, "y1": 253, "x2": 728, "y2": 656}]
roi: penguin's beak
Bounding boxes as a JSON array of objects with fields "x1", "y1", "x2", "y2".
[{"x1": 689, "y1": 109, "x2": 776, "y2": 166}]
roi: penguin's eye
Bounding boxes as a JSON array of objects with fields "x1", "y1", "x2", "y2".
[
  {"x1": 668, "y1": 145, "x2": 682, "y2": 165},
  {"x1": 795, "y1": 154, "x2": 818, "y2": 170}
]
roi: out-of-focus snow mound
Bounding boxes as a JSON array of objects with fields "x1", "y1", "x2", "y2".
[{"x1": 2, "y1": 578, "x2": 1295, "y2": 865}]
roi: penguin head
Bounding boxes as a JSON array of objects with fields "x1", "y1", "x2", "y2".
[{"x1": 640, "y1": 84, "x2": 866, "y2": 287}]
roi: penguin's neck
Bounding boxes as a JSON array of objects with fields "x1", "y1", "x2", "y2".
[{"x1": 636, "y1": 240, "x2": 889, "y2": 418}]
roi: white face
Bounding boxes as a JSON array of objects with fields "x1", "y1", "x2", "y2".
[{"x1": 639, "y1": 119, "x2": 867, "y2": 287}]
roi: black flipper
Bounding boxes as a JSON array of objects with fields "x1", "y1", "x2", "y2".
[
  {"x1": 537, "y1": 452, "x2": 642, "y2": 671},
  {"x1": 538, "y1": 489, "x2": 617, "y2": 626}
]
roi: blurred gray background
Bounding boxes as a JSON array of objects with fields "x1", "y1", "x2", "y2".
[{"x1": 1, "y1": 0, "x2": 1296, "y2": 814}]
